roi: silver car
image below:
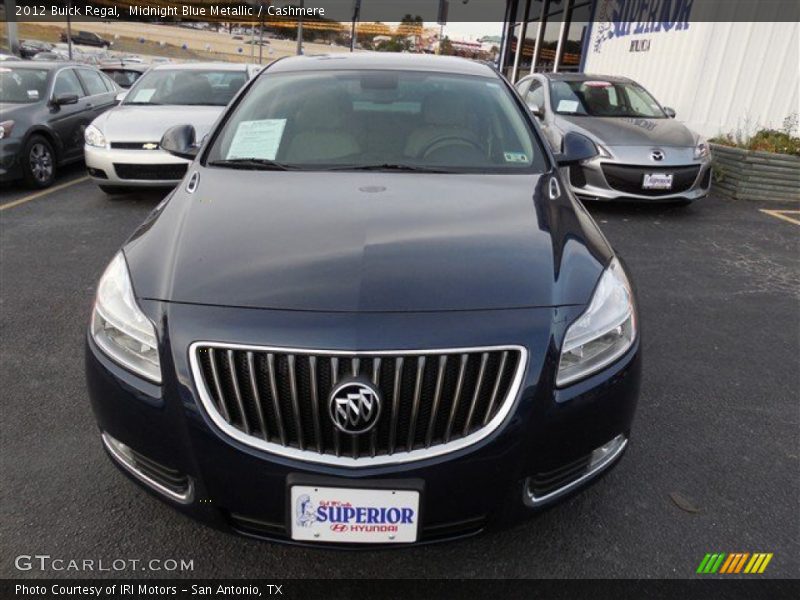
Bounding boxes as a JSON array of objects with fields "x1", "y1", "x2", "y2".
[
  {"x1": 85, "y1": 62, "x2": 259, "y2": 194},
  {"x1": 516, "y1": 73, "x2": 711, "y2": 205}
]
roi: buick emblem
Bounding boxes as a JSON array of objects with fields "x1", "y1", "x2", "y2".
[
  {"x1": 650, "y1": 149, "x2": 665, "y2": 161},
  {"x1": 328, "y1": 379, "x2": 381, "y2": 434},
  {"x1": 142, "y1": 143, "x2": 158, "y2": 150}
]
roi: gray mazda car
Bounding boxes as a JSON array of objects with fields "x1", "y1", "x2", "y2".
[{"x1": 516, "y1": 73, "x2": 711, "y2": 205}]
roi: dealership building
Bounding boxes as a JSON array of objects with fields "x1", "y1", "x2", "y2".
[{"x1": 498, "y1": 0, "x2": 799, "y2": 138}]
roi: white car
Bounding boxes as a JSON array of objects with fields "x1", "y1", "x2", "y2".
[{"x1": 84, "y1": 62, "x2": 259, "y2": 194}]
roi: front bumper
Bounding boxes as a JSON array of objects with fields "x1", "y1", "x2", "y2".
[
  {"x1": 84, "y1": 144, "x2": 189, "y2": 188},
  {"x1": 85, "y1": 302, "x2": 641, "y2": 546},
  {"x1": 0, "y1": 137, "x2": 24, "y2": 183},
  {"x1": 568, "y1": 150, "x2": 712, "y2": 203}
]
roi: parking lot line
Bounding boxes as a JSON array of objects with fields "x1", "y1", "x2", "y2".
[
  {"x1": 759, "y1": 209, "x2": 800, "y2": 226},
  {"x1": 0, "y1": 176, "x2": 90, "y2": 212}
]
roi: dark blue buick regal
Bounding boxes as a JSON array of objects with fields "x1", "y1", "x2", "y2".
[{"x1": 85, "y1": 54, "x2": 641, "y2": 546}]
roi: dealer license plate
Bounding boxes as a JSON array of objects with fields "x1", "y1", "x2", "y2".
[
  {"x1": 642, "y1": 173, "x2": 674, "y2": 189},
  {"x1": 290, "y1": 485, "x2": 420, "y2": 544}
]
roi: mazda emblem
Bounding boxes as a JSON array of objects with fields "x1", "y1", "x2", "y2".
[
  {"x1": 650, "y1": 150, "x2": 665, "y2": 161},
  {"x1": 329, "y1": 379, "x2": 382, "y2": 434}
]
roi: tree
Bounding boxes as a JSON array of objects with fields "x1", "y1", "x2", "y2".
[{"x1": 439, "y1": 36, "x2": 454, "y2": 56}]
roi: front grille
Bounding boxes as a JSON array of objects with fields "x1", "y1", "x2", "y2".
[
  {"x1": 601, "y1": 163, "x2": 700, "y2": 196},
  {"x1": 110, "y1": 141, "x2": 160, "y2": 150},
  {"x1": 113, "y1": 163, "x2": 187, "y2": 180},
  {"x1": 192, "y1": 344, "x2": 524, "y2": 466},
  {"x1": 528, "y1": 454, "x2": 591, "y2": 498},
  {"x1": 227, "y1": 512, "x2": 485, "y2": 543}
]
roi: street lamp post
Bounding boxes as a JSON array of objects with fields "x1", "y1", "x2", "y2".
[
  {"x1": 66, "y1": 0, "x2": 73, "y2": 59},
  {"x1": 350, "y1": 0, "x2": 361, "y2": 52},
  {"x1": 296, "y1": 0, "x2": 304, "y2": 55}
]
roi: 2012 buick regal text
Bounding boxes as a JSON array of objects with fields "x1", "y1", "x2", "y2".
[{"x1": 85, "y1": 54, "x2": 641, "y2": 546}]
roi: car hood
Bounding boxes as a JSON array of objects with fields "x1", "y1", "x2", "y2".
[
  {"x1": 93, "y1": 105, "x2": 224, "y2": 142},
  {"x1": 559, "y1": 115, "x2": 697, "y2": 147},
  {"x1": 2, "y1": 102, "x2": 40, "y2": 125},
  {"x1": 124, "y1": 170, "x2": 609, "y2": 312}
]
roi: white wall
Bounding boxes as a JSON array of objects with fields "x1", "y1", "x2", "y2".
[{"x1": 583, "y1": 19, "x2": 799, "y2": 139}]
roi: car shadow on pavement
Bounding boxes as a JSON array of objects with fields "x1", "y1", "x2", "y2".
[{"x1": 582, "y1": 198, "x2": 702, "y2": 220}]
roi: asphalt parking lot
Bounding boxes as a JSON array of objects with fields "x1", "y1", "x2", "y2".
[{"x1": 1, "y1": 167, "x2": 798, "y2": 579}]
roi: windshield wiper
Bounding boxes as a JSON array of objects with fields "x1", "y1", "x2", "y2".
[
  {"x1": 207, "y1": 158, "x2": 298, "y2": 171},
  {"x1": 322, "y1": 163, "x2": 451, "y2": 173}
]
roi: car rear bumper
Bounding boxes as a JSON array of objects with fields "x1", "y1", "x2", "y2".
[
  {"x1": 85, "y1": 144, "x2": 188, "y2": 187},
  {"x1": 85, "y1": 302, "x2": 641, "y2": 546}
]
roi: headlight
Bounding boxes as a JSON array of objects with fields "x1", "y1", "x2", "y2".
[
  {"x1": 84, "y1": 124, "x2": 107, "y2": 148},
  {"x1": 0, "y1": 120, "x2": 14, "y2": 140},
  {"x1": 90, "y1": 253, "x2": 161, "y2": 383},
  {"x1": 557, "y1": 258, "x2": 636, "y2": 387},
  {"x1": 694, "y1": 140, "x2": 710, "y2": 160}
]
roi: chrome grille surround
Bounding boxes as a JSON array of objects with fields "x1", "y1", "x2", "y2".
[{"x1": 189, "y1": 342, "x2": 527, "y2": 467}]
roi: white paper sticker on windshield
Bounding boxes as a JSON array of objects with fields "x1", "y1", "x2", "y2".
[
  {"x1": 133, "y1": 88, "x2": 156, "y2": 102},
  {"x1": 27, "y1": 89, "x2": 39, "y2": 99},
  {"x1": 226, "y1": 119, "x2": 287, "y2": 160},
  {"x1": 557, "y1": 99, "x2": 580, "y2": 113}
]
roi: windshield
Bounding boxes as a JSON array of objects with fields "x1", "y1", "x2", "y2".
[
  {"x1": 206, "y1": 70, "x2": 546, "y2": 173},
  {"x1": 0, "y1": 68, "x2": 48, "y2": 104},
  {"x1": 103, "y1": 68, "x2": 142, "y2": 88},
  {"x1": 551, "y1": 80, "x2": 666, "y2": 118},
  {"x1": 123, "y1": 69, "x2": 247, "y2": 106}
]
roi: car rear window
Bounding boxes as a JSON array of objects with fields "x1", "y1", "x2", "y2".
[{"x1": 124, "y1": 69, "x2": 248, "y2": 106}]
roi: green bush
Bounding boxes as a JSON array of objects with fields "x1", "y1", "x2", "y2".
[{"x1": 711, "y1": 114, "x2": 800, "y2": 156}]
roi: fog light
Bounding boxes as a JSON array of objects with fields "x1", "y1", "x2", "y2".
[
  {"x1": 523, "y1": 434, "x2": 628, "y2": 506},
  {"x1": 101, "y1": 432, "x2": 193, "y2": 504},
  {"x1": 589, "y1": 434, "x2": 626, "y2": 469}
]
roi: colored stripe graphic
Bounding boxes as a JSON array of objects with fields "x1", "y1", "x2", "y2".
[
  {"x1": 700, "y1": 553, "x2": 726, "y2": 574},
  {"x1": 702, "y1": 552, "x2": 774, "y2": 575},
  {"x1": 734, "y1": 553, "x2": 750, "y2": 573},
  {"x1": 697, "y1": 554, "x2": 713, "y2": 573},
  {"x1": 757, "y1": 553, "x2": 773, "y2": 573}
]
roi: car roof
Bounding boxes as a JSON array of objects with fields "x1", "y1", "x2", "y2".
[
  {"x1": 1, "y1": 61, "x2": 82, "y2": 70},
  {"x1": 99, "y1": 61, "x2": 150, "y2": 71},
  {"x1": 267, "y1": 53, "x2": 498, "y2": 78},
  {"x1": 541, "y1": 72, "x2": 634, "y2": 83},
  {"x1": 151, "y1": 62, "x2": 250, "y2": 72}
]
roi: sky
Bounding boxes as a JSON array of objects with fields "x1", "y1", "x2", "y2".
[{"x1": 442, "y1": 22, "x2": 504, "y2": 41}]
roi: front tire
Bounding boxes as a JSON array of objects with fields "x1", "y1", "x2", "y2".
[{"x1": 22, "y1": 135, "x2": 56, "y2": 189}]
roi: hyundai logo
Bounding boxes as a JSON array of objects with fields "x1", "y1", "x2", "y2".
[
  {"x1": 650, "y1": 149, "x2": 665, "y2": 161},
  {"x1": 329, "y1": 379, "x2": 381, "y2": 434}
]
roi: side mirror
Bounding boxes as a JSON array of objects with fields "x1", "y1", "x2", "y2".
[
  {"x1": 529, "y1": 104, "x2": 544, "y2": 119},
  {"x1": 554, "y1": 132, "x2": 598, "y2": 166},
  {"x1": 115, "y1": 91, "x2": 127, "y2": 103},
  {"x1": 663, "y1": 106, "x2": 676, "y2": 118},
  {"x1": 52, "y1": 93, "x2": 78, "y2": 106},
  {"x1": 160, "y1": 124, "x2": 199, "y2": 160}
]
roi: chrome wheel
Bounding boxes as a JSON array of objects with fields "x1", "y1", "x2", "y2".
[{"x1": 29, "y1": 143, "x2": 54, "y2": 183}]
